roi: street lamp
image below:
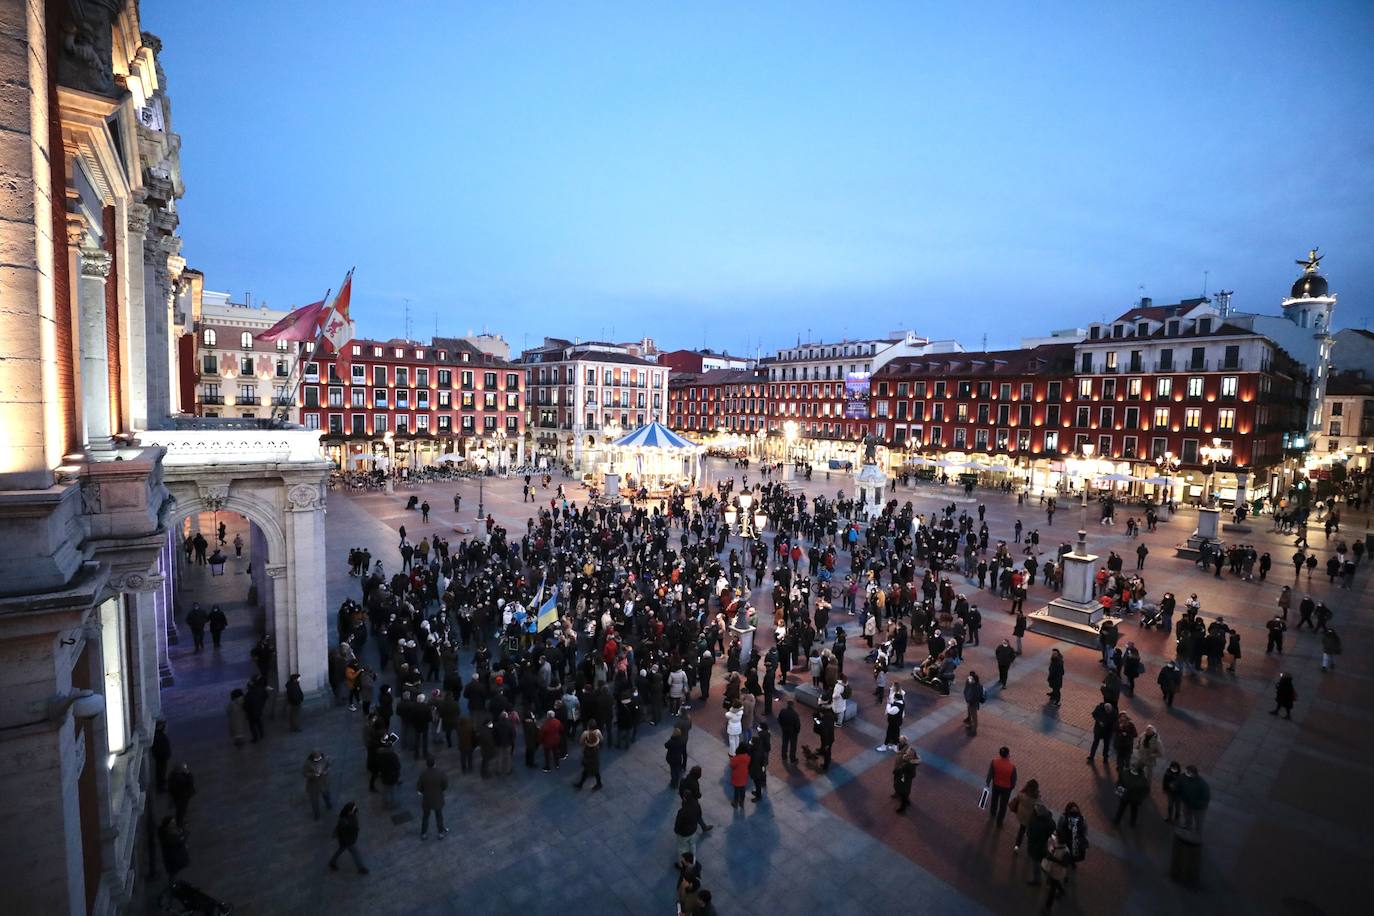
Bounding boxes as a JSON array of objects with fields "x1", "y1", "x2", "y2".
[
  {"x1": 1079, "y1": 442, "x2": 1095, "y2": 508},
  {"x1": 728, "y1": 490, "x2": 769, "y2": 540},
  {"x1": 783, "y1": 420, "x2": 798, "y2": 469},
  {"x1": 1199, "y1": 437, "x2": 1233, "y2": 505},
  {"x1": 1156, "y1": 451, "x2": 1181, "y2": 517},
  {"x1": 494, "y1": 429, "x2": 507, "y2": 474},
  {"x1": 383, "y1": 430, "x2": 395, "y2": 493}
]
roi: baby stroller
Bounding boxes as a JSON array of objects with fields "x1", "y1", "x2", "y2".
[
  {"x1": 1138, "y1": 602, "x2": 1163, "y2": 629},
  {"x1": 160, "y1": 880, "x2": 233, "y2": 916}
]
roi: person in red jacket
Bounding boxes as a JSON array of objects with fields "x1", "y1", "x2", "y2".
[
  {"x1": 985, "y1": 745, "x2": 1018, "y2": 827},
  {"x1": 538, "y1": 711, "x2": 563, "y2": 772},
  {"x1": 729, "y1": 745, "x2": 752, "y2": 809}
]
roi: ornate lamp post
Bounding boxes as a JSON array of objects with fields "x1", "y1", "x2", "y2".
[
  {"x1": 783, "y1": 420, "x2": 798, "y2": 469},
  {"x1": 1079, "y1": 442, "x2": 1095, "y2": 508},
  {"x1": 1199, "y1": 437, "x2": 1233, "y2": 506},
  {"x1": 1156, "y1": 451, "x2": 1181, "y2": 519},
  {"x1": 383, "y1": 430, "x2": 394, "y2": 493}
]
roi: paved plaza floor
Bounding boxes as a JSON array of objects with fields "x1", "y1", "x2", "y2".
[{"x1": 136, "y1": 460, "x2": 1368, "y2": 915}]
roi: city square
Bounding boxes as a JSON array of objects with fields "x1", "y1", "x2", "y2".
[
  {"x1": 147, "y1": 466, "x2": 1367, "y2": 916},
  {"x1": 1, "y1": 3, "x2": 1372, "y2": 916}
]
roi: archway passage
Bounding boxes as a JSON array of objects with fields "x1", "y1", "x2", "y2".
[{"x1": 161, "y1": 511, "x2": 279, "y2": 727}]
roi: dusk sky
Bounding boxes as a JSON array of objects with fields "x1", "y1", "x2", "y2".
[{"x1": 147, "y1": 1, "x2": 1374, "y2": 356}]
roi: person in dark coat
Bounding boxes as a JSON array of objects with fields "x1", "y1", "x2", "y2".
[
  {"x1": 166, "y1": 762, "x2": 196, "y2": 827},
  {"x1": 328, "y1": 802, "x2": 369, "y2": 874},
  {"x1": 892, "y1": 738, "x2": 920, "y2": 814},
  {"x1": 158, "y1": 816, "x2": 190, "y2": 881},
  {"x1": 678, "y1": 765, "x2": 713, "y2": 833},
  {"x1": 1112, "y1": 763, "x2": 1149, "y2": 826},
  {"x1": 674, "y1": 793, "x2": 701, "y2": 861},
  {"x1": 1024, "y1": 802, "x2": 1056, "y2": 886},
  {"x1": 416, "y1": 756, "x2": 448, "y2": 840},
  {"x1": 777, "y1": 700, "x2": 801, "y2": 763},
  {"x1": 185, "y1": 604, "x2": 207, "y2": 652},
  {"x1": 574, "y1": 719, "x2": 603, "y2": 790},
  {"x1": 151, "y1": 720, "x2": 171, "y2": 791},
  {"x1": 749, "y1": 723, "x2": 771, "y2": 801},
  {"x1": 1088, "y1": 701, "x2": 1116, "y2": 764},
  {"x1": 1270, "y1": 673, "x2": 1297, "y2": 718},
  {"x1": 1157, "y1": 661, "x2": 1183, "y2": 708},
  {"x1": 664, "y1": 727, "x2": 688, "y2": 789},
  {"x1": 376, "y1": 734, "x2": 402, "y2": 808},
  {"x1": 1046, "y1": 649, "x2": 1064, "y2": 705},
  {"x1": 243, "y1": 676, "x2": 271, "y2": 742},
  {"x1": 208, "y1": 605, "x2": 228, "y2": 648},
  {"x1": 995, "y1": 640, "x2": 1016, "y2": 688},
  {"x1": 285, "y1": 674, "x2": 305, "y2": 732}
]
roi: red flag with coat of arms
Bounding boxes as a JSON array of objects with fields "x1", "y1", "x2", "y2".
[{"x1": 318, "y1": 269, "x2": 354, "y2": 353}]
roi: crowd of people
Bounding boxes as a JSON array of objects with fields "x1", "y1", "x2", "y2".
[{"x1": 151, "y1": 464, "x2": 1367, "y2": 914}]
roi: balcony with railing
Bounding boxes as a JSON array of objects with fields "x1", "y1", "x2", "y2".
[{"x1": 1084, "y1": 356, "x2": 1258, "y2": 375}]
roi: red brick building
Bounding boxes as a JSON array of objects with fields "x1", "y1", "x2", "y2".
[
  {"x1": 299, "y1": 336, "x2": 526, "y2": 470},
  {"x1": 666, "y1": 368, "x2": 768, "y2": 441},
  {"x1": 870, "y1": 343, "x2": 1077, "y2": 459}
]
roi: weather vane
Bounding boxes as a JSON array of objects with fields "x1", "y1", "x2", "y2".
[{"x1": 1296, "y1": 248, "x2": 1322, "y2": 273}]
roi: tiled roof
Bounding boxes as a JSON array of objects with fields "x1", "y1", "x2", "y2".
[
  {"x1": 877, "y1": 343, "x2": 1076, "y2": 377},
  {"x1": 669, "y1": 368, "x2": 764, "y2": 388}
]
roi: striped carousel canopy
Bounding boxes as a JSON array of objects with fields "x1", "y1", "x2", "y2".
[{"x1": 613, "y1": 422, "x2": 699, "y2": 450}]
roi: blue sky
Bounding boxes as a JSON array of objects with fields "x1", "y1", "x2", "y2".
[{"x1": 147, "y1": 0, "x2": 1374, "y2": 356}]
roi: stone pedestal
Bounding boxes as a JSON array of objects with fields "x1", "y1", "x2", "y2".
[
  {"x1": 730, "y1": 624, "x2": 756, "y2": 662},
  {"x1": 1026, "y1": 530, "x2": 1105, "y2": 647},
  {"x1": 604, "y1": 472, "x2": 620, "y2": 499},
  {"x1": 1196, "y1": 507, "x2": 1220, "y2": 541},
  {"x1": 1176, "y1": 507, "x2": 1224, "y2": 561},
  {"x1": 854, "y1": 463, "x2": 886, "y2": 517}
]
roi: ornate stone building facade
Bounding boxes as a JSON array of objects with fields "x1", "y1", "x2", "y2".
[{"x1": 0, "y1": 3, "x2": 329, "y2": 913}]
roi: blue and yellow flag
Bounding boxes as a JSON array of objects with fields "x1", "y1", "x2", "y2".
[{"x1": 537, "y1": 585, "x2": 560, "y2": 631}]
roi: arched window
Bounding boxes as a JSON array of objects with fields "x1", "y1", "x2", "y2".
[
  {"x1": 240, "y1": 331, "x2": 253, "y2": 349},
  {"x1": 202, "y1": 328, "x2": 216, "y2": 346}
]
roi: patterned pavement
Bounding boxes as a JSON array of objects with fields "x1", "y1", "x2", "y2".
[{"x1": 134, "y1": 462, "x2": 1369, "y2": 916}]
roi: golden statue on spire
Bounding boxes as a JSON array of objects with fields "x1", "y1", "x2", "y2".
[{"x1": 1296, "y1": 248, "x2": 1323, "y2": 273}]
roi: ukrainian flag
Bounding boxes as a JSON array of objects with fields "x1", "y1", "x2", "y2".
[{"x1": 537, "y1": 586, "x2": 560, "y2": 631}]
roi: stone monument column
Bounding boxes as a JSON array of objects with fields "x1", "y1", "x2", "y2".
[
  {"x1": 1026, "y1": 529, "x2": 1104, "y2": 646},
  {"x1": 1196, "y1": 507, "x2": 1221, "y2": 541}
]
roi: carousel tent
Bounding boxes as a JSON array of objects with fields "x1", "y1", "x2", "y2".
[
  {"x1": 614, "y1": 422, "x2": 698, "y2": 450},
  {"x1": 610, "y1": 422, "x2": 706, "y2": 489}
]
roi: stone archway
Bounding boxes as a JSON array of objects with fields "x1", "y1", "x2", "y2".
[
  {"x1": 138, "y1": 427, "x2": 332, "y2": 698},
  {"x1": 162, "y1": 476, "x2": 328, "y2": 695}
]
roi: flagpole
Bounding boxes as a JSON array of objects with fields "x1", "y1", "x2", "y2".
[{"x1": 270, "y1": 287, "x2": 331, "y2": 428}]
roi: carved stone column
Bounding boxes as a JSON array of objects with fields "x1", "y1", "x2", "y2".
[
  {"x1": 125, "y1": 201, "x2": 152, "y2": 429},
  {"x1": 283, "y1": 482, "x2": 328, "y2": 698},
  {"x1": 77, "y1": 242, "x2": 114, "y2": 450}
]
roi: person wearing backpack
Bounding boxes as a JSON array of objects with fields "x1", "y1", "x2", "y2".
[{"x1": 963, "y1": 672, "x2": 986, "y2": 736}]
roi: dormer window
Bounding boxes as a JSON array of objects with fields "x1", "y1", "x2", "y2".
[
  {"x1": 1136, "y1": 322, "x2": 1149, "y2": 337},
  {"x1": 1112, "y1": 325, "x2": 1124, "y2": 338},
  {"x1": 1197, "y1": 318, "x2": 1212, "y2": 334},
  {"x1": 1089, "y1": 326, "x2": 1101, "y2": 340},
  {"x1": 1166, "y1": 320, "x2": 1180, "y2": 336}
]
